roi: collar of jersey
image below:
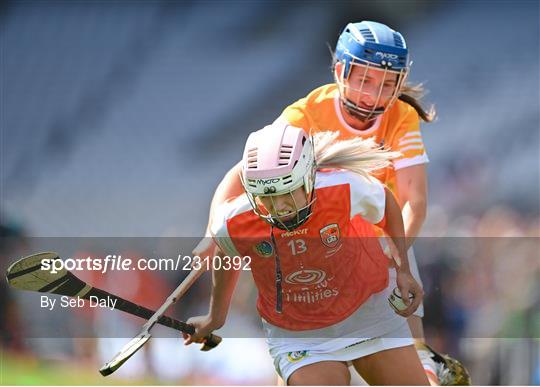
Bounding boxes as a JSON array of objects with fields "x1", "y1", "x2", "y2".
[{"x1": 333, "y1": 91, "x2": 382, "y2": 136}]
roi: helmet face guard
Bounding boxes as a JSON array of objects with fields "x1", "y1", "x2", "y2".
[
  {"x1": 335, "y1": 60, "x2": 408, "y2": 121},
  {"x1": 241, "y1": 123, "x2": 317, "y2": 231},
  {"x1": 334, "y1": 21, "x2": 410, "y2": 121},
  {"x1": 244, "y1": 185, "x2": 316, "y2": 231}
]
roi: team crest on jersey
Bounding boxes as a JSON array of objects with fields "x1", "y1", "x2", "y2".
[
  {"x1": 253, "y1": 241, "x2": 273, "y2": 258},
  {"x1": 287, "y1": 350, "x2": 308, "y2": 363},
  {"x1": 319, "y1": 223, "x2": 340, "y2": 248}
]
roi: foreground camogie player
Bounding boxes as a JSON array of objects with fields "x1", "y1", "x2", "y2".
[
  {"x1": 196, "y1": 21, "x2": 470, "y2": 385},
  {"x1": 185, "y1": 123, "x2": 428, "y2": 385}
]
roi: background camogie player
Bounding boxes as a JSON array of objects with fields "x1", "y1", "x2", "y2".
[
  {"x1": 195, "y1": 20, "x2": 470, "y2": 385},
  {"x1": 185, "y1": 123, "x2": 428, "y2": 385}
]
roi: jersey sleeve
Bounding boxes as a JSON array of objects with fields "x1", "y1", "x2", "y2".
[
  {"x1": 348, "y1": 173, "x2": 386, "y2": 224},
  {"x1": 278, "y1": 95, "x2": 313, "y2": 131},
  {"x1": 209, "y1": 203, "x2": 242, "y2": 257},
  {"x1": 391, "y1": 106, "x2": 429, "y2": 170},
  {"x1": 278, "y1": 89, "x2": 320, "y2": 133}
]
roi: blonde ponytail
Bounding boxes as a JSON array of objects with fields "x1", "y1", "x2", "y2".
[{"x1": 313, "y1": 131, "x2": 400, "y2": 180}]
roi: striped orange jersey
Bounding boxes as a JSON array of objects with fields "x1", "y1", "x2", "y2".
[
  {"x1": 280, "y1": 83, "x2": 429, "y2": 197},
  {"x1": 211, "y1": 170, "x2": 391, "y2": 331}
]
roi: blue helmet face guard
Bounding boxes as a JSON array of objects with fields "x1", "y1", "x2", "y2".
[{"x1": 334, "y1": 21, "x2": 411, "y2": 121}]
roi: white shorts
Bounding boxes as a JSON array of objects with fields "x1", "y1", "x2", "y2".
[
  {"x1": 264, "y1": 276, "x2": 414, "y2": 383},
  {"x1": 273, "y1": 322, "x2": 413, "y2": 384}
]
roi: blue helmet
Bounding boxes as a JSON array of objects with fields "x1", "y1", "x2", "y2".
[
  {"x1": 336, "y1": 21, "x2": 409, "y2": 78},
  {"x1": 334, "y1": 21, "x2": 410, "y2": 120}
]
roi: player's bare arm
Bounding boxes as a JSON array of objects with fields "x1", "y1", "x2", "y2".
[
  {"x1": 193, "y1": 162, "x2": 244, "y2": 259},
  {"x1": 382, "y1": 186, "x2": 424, "y2": 317},
  {"x1": 207, "y1": 161, "x2": 243, "y2": 231},
  {"x1": 395, "y1": 163, "x2": 428, "y2": 250},
  {"x1": 184, "y1": 249, "x2": 241, "y2": 345}
]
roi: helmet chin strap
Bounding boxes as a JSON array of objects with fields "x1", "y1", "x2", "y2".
[
  {"x1": 341, "y1": 97, "x2": 385, "y2": 122},
  {"x1": 272, "y1": 206, "x2": 312, "y2": 230}
]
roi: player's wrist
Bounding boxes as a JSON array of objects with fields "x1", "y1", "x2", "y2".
[
  {"x1": 206, "y1": 311, "x2": 226, "y2": 330},
  {"x1": 395, "y1": 267, "x2": 412, "y2": 276}
]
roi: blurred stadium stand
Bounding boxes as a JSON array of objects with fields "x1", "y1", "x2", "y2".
[{"x1": 2, "y1": 1, "x2": 538, "y2": 237}]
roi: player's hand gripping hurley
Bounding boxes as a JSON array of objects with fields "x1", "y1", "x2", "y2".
[{"x1": 99, "y1": 261, "x2": 220, "y2": 376}]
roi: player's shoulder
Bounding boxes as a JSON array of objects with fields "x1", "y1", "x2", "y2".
[
  {"x1": 307, "y1": 83, "x2": 338, "y2": 104},
  {"x1": 210, "y1": 195, "x2": 252, "y2": 238},
  {"x1": 282, "y1": 84, "x2": 337, "y2": 129},
  {"x1": 315, "y1": 170, "x2": 385, "y2": 223},
  {"x1": 315, "y1": 170, "x2": 380, "y2": 191},
  {"x1": 291, "y1": 84, "x2": 337, "y2": 108},
  {"x1": 387, "y1": 98, "x2": 420, "y2": 123}
]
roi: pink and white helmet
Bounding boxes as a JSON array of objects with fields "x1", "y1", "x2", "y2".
[{"x1": 241, "y1": 121, "x2": 316, "y2": 230}]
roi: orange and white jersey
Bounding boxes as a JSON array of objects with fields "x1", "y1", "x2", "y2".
[
  {"x1": 211, "y1": 170, "x2": 391, "y2": 331},
  {"x1": 279, "y1": 83, "x2": 428, "y2": 196}
]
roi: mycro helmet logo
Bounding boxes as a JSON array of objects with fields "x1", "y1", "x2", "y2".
[
  {"x1": 375, "y1": 52, "x2": 398, "y2": 60},
  {"x1": 257, "y1": 178, "x2": 280, "y2": 185}
]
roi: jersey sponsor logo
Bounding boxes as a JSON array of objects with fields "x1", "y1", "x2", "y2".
[
  {"x1": 253, "y1": 241, "x2": 273, "y2": 258},
  {"x1": 284, "y1": 286, "x2": 339, "y2": 304},
  {"x1": 284, "y1": 269, "x2": 339, "y2": 304},
  {"x1": 280, "y1": 228, "x2": 308, "y2": 238},
  {"x1": 285, "y1": 269, "x2": 326, "y2": 285},
  {"x1": 320, "y1": 223, "x2": 340, "y2": 248},
  {"x1": 287, "y1": 350, "x2": 308, "y2": 363}
]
